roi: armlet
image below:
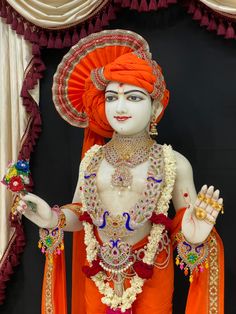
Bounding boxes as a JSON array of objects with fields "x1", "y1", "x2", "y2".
[{"x1": 60, "y1": 203, "x2": 82, "y2": 219}]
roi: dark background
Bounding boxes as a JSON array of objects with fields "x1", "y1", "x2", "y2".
[{"x1": 1, "y1": 4, "x2": 236, "y2": 314}]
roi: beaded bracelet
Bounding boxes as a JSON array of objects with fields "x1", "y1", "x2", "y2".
[
  {"x1": 38, "y1": 205, "x2": 66, "y2": 263},
  {"x1": 175, "y1": 232, "x2": 209, "y2": 283}
]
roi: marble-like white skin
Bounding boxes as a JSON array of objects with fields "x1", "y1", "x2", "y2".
[{"x1": 18, "y1": 82, "x2": 222, "y2": 244}]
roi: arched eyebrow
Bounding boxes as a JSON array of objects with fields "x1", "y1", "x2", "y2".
[
  {"x1": 105, "y1": 90, "x2": 118, "y2": 94},
  {"x1": 124, "y1": 90, "x2": 148, "y2": 96},
  {"x1": 105, "y1": 89, "x2": 148, "y2": 96}
]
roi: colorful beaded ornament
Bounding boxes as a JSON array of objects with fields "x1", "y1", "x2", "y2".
[
  {"x1": 38, "y1": 205, "x2": 66, "y2": 263},
  {"x1": 175, "y1": 232, "x2": 209, "y2": 283}
]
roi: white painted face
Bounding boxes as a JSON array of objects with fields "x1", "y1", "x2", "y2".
[{"x1": 105, "y1": 82, "x2": 152, "y2": 136}]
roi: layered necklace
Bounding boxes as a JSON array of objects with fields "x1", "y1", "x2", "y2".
[
  {"x1": 104, "y1": 131, "x2": 154, "y2": 189},
  {"x1": 79, "y1": 140, "x2": 176, "y2": 313}
]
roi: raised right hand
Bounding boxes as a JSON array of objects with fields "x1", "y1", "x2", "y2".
[{"x1": 17, "y1": 193, "x2": 58, "y2": 228}]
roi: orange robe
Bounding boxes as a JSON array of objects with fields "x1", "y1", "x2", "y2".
[{"x1": 41, "y1": 207, "x2": 224, "y2": 314}]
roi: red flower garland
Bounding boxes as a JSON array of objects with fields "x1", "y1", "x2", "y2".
[
  {"x1": 82, "y1": 259, "x2": 103, "y2": 278},
  {"x1": 79, "y1": 211, "x2": 93, "y2": 224},
  {"x1": 149, "y1": 213, "x2": 172, "y2": 231}
]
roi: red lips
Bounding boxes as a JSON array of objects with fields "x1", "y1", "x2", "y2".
[{"x1": 114, "y1": 116, "x2": 131, "y2": 121}]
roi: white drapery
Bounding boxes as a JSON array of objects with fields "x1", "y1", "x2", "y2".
[
  {"x1": 200, "y1": 0, "x2": 236, "y2": 15},
  {"x1": 0, "y1": 19, "x2": 38, "y2": 262},
  {"x1": 6, "y1": 0, "x2": 109, "y2": 29}
]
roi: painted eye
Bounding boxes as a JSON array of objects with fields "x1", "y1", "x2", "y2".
[
  {"x1": 127, "y1": 95, "x2": 143, "y2": 102},
  {"x1": 105, "y1": 95, "x2": 117, "y2": 102}
]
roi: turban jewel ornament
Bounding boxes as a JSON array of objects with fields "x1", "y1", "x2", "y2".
[{"x1": 52, "y1": 29, "x2": 169, "y2": 138}]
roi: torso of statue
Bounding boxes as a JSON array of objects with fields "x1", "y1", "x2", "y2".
[
  {"x1": 80, "y1": 135, "x2": 170, "y2": 248},
  {"x1": 97, "y1": 158, "x2": 152, "y2": 245}
]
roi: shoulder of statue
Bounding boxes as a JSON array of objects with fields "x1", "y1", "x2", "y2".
[{"x1": 172, "y1": 149, "x2": 193, "y2": 176}]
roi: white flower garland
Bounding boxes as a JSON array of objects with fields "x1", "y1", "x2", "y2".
[{"x1": 79, "y1": 144, "x2": 176, "y2": 311}]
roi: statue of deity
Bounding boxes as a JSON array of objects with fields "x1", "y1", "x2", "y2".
[{"x1": 15, "y1": 30, "x2": 224, "y2": 314}]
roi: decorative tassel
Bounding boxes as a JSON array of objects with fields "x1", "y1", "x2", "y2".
[
  {"x1": 200, "y1": 11, "x2": 209, "y2": 27},
  {"x1": 108, "y1": 4, "x2": 116, "y2": 20},
  {"x1": 167, "y1": 0, "x2": 177, "y2": 3},
  {"x1": 32, "y1": 44, "x2": 40, "y2": 56},
  {"x1": 37, "y1": 62, "x2": 46, "y2": 72},
  {"x1": 25, "y1": 76, "x2": 34, "y2": 90},
  {"x1": 149, "y1": 0, "x2": 157, "y2": 11},
  {"x1": 94, "y1": 16, "x2": 102, "y2": 32},
  {"x1": 11, "y1": 16, "x2": 18, "y2": 31},
  {"x1": 139, "y1": 0, "x2": 149, "y2": 12},
  {"x1": 187, "y1": 1, "x2": 195, "y2": 14},
  {"x1": 55, "y1": 32, "x2": 63, "y2": 49},
  {"x1": 79, "y1": 26, "x2": 87, "y2": 39},
  {"x1": 72, "y1": 29, "x2": 79, "y2": 45},
  {"x1": 88, "y1": 20, "x2": 94, "y2": 35},
  {"x1": 157, "y1": 0, "x2": 168, "y2": 9},
  {"x1": 207, "y1": 15, "x2": 217, "y2": 31},
  {"x1": 0, "y1": 3, "x2": 7, "y2": 18},
  {"x1": 30, "y1": 30, "x2": 39, "y2": 44},
  {"x1": 24, "y1": 25, "x2": 32, "y2": 40},
  {"x1": 225, "y1": 22, "x2": 235, "y2": 39},
  {"x1": 131, "y1": 0, "x2": 139, "y2": 10},
  {"x1": 32, "y1": 72, "x2": 39, "y2": 84},
  {"x1": 6, "y1": 8, "x2": 13, "y2": 24},
  {"x1": 121, "y1": 0, "x2": 131, "y2": 8},
  {"x1": 101, "y1": 11, "x2": 109, "y2": 26},
  {"x1": 63, "y1": 31, "x2": 71, "y2": 47},
  {"x1": 21, "y1": 85, "x2": 29, "y2": 98},
  {"x1": 39, "y1": 31, "x2": 48, "y2": 47},
  {"x1": 47, "y1": 32, "x2": 55, "y2": 48},
  {"x1": 193, "y1": 7, "x2": 202, "y2": 21},
  {"x1": 16, "y1": 19, "x2": 24, "y2": 35},
  {"x1": 217, "y1": 20, "x2": 226, "y2": 36}
]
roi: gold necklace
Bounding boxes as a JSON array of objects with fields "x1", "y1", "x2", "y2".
[{"x1": 104, "y1": 131, "x2": 154, "y2": 189}]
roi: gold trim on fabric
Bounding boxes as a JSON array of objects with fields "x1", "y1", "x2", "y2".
[
  {"x1": 208, "y1": 234, "x2": 219, "y2": 314},
  {"x1": 45, "y1": 261, "x2": 54, "y2": 314}
]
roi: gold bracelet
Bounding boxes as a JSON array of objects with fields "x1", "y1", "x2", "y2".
[
  {"x1": 38, "y1": 205, "x2": 66, "y2": 263},
  {"x1": 175, "y1": 231, "x2": 209, "y2": 283},
  {"x1": 60, "y1": 203, "x2": 82, "y2": 219}
]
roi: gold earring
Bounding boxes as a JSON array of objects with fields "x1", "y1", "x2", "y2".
[{"x1": 149, "y1": 116, "x2": 158, "y2": 138}]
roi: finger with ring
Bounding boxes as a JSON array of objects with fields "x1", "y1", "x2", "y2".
[{"x1": 204, "y1": 216, "x2": 216, "y2": 225}]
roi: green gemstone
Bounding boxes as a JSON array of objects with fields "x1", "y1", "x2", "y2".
[
  {"x1": 187, "y1": 252, "x2": 198, "y2": 264},
  {"x1": 45, "y1": 236, "x2": 53, "y2": 247}
]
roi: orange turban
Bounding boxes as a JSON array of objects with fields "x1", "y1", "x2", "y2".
[
  {"x1": 82, "y1": 52, "x2": 169, "y2": 137},
  {"x1": 53, "y1": 30, "x2": 169, "y2": 138}
]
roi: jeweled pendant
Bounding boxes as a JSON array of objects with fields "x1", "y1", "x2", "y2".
[{"x1": 111, "y1": 164, "x2": 132, "y2": 188}]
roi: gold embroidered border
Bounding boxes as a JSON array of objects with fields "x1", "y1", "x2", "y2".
[
  {"x1": 45, "y1": 261, "x2": 53, "y2": 314},
  {"x1": 208, "y1": 234, "x2": 219, "y2": 314}
]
